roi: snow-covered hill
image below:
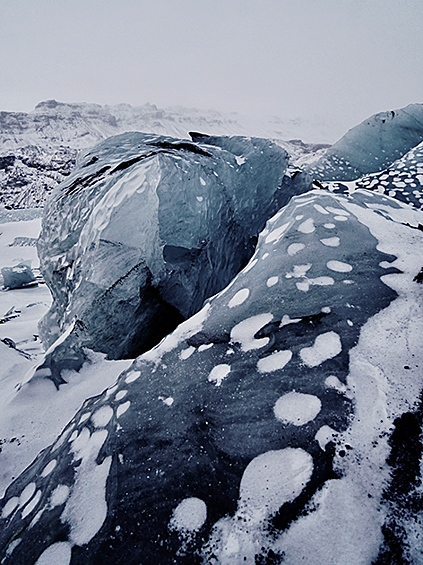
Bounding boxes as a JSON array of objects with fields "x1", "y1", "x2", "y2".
[{"x1": 0, "y1": 100, "x2": 331, "y2": 208}]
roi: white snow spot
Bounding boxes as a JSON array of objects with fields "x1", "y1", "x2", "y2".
[
  {"x1": 310, "y1": 276, "x2": 335, "y2": 286},
  {"x1": 286, "y1": 264, "x2": 312, "y2": 278},
  {"x1": 295, "y1": 215, "x2": 304, "y2": 221},
  {"x1": 347, "y1": 319, "x2": 354, "y2": 327},
  {"x1": 169, "y1": 497, "x2": 207, "y2": 532},
  {"x1": 196, "y1": 196, "x2": 204, "y2": 202},
  {"x1": 69, "y1": 430, "x2": 78, "y2": 443},
  {"x1": 280, "y1": 315, "x2": 302, "y2": 327},
  {"x1": 2, "y1": 497, "x2": 19, "y2": 518},
  {"x1": 287, "y1": 243, "x2": 305, "y2": 256},
  {"x1": 326, "y1": 206, "x2": 350, "y2": 216},
  {"x1": 22, "y1": 489, "x2": 41, "y2": 518},
  {"x1": 296, "y1": 281, "x2": 310, "y2": 292},
  {"x1": 334, "y1": 215, "x2": 348, "y2": 221},
  {"x1": 230, "y1": 313, "x2": 273, "y2": 352},
  {"x1": 200, "y1": 177, "x2": 206, "y2": 186},
  {"x1": 315, "y1": 425, "x2": 338, "y2": 450},
  {"x1": 228, "y1": 288, "x2": 250, "y2": 308},
  {"x1": 235, "y1": 155, "x2": 247, "y2": 166},
  {"x1": 327, "y1": 260, "x2": 353, "y2": 273},
  {"x1": 79, "y1": 413, "x2": 90, "y2": 424},
  {"x1": 323, "y1": 223, "x2": 336, "y2": 229},
  {"x1": 62, "y1": 429, "x2": 111, "y2": 546},
  {"x1": 41, "y1": 459, "x2": 57, "y2": 477},
  {"x1": 35, "y1": 542, "x2": 72, "y2": 565},
  {"x1": 321, "y1": 307, "x2": 331, "y2": 313},
  {"x1": 300, "y1": 332, "x2": 342, "y2": 367},
  {"x1": 239, "y1": 448, "x2": 313, "y2": 519},
  {"x1": 115, "y1": 390, "x2": 128, "y2": 401},
  {"x1": 198, "y1": 343, "x2": 213, "y2": 352},
  {"x1": 294, "y1": 274, "x2": 334, "y2": 292},
  {"x1": 106, "y1": 384, "x2": 119, "y2": 397},
  {"x1": 19, "y1": 482, "x2": 36, "y2": 507},
  {"x1": 50, "y1": 485, "x2": 70, "y2": 508},
  {"x1": 163, "y1": 397, "x2": 174, "y2": 406},
  {"x1": 257, "y1": 350, "x2": 292, "y2": 373},
  {"x1": 298, "y1": 218, "x2": 315, "y2": 234},
  {"x1": 274, "y1": 392, "x2": 322, "y2": 426},
  {"x1": 208, "y1": 364, "x2": 231, "y2": 387},
  {"x1": 125, "y1": 371, "x2": 140, "y2": 383},
  {"x1": 314, "y1": 204, "x2": 330, "y2": 215},
  {"x1": 117, "y1": 401, "x2": 130, "y2": 418},
  {"x1": 320, "y1": 237, "x2": 340, "y2": 247},
  {"x1": 180, "y1": 346, "x2": 195, "y2": 360},
  {"x1": 266, "y1": 276, "x2": 278, "y2": 287},
  {"x1": 262, "y1": 252, "x2": 269, "y2": 260},
  {"x1": 265, "y1": 222, "x2": 290, "y2": 244},
  {"x1": 92, "y1": 405, "x2": 113, "y2": 428}
]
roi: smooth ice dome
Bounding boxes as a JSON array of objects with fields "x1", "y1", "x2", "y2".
[{"x1": 305, "y1": 103, "x2": 423, "y2": 181}]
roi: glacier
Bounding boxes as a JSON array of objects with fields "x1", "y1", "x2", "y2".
[
  {"x1": 1, "y1": 187, "x2": 423, "y2": 564},
  {"x1": 0, "y1": 104, "x2": 423, "y2": 565},
  {"x1": 304, "y1": 103, "x2": 423, "y2": 181}
]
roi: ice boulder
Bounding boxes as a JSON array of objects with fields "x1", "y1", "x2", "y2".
[
  {"x1": 304, "y1": 103, "x2": 423, "y2": 181},
  {"x1": 1, "y1": 262, "x2": 36, "y2": 289},
  {"x1": 36, "y1": 132, "x2": 304, "y2": 384},
  {"x1": 2, "y1": 189, "x2": 422, "y2": 564}
]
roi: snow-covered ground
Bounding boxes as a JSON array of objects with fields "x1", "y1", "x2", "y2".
[{"x1": 0, "y1": 213, "x2": 132, "y2": 497}]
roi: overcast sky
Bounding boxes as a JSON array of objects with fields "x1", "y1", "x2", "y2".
[{"x1": 0, "y1": 0, "x2": 422, "y2": 131}]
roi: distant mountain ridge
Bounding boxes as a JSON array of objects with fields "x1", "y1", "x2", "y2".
[{"x1": 0, "y1": 100, "x2": 333, "y2": 208}]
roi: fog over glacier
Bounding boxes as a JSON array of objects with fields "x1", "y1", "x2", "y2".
[
  {"x1": 0, "y1": 100, "x2": 423, "y2": 564},
  {"x1": 1, "y1": 0, "x2": 422, "y2": 132}
]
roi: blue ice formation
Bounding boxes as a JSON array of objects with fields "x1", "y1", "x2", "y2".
[
  {"x1": 305, "y1": 103, "x2": 423, "y2": 181},
  {"x1": 36, "y1": 133, "x2": 309, "y2": 385}
]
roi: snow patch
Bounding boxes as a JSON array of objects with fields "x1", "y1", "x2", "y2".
[
  {"x1": 300, "y1": 332, "x2": 342, "y2": 367},
  {"x1": 274, "y1": 392, "x2": 322, "y2": 426},
  {"x1": 297, "y1": 218, "x2": 315, "y2": 234},
  {"x1": 169, "y1": 497, "x2": 207, "y2": 533},
  {"x1": 230, "y1": 313, "x2": 273, "y2": 352},
  {"x1": 208, "y1": 364, "x2": 231, "y2": 387},
  {"x1": 327, "y1": 260, "x2": 352, "y2": 273},
  {"x1": 228, "y1": 288, "x2": 250, "y2": 308},
  {"x1": 257, "y1": 350, "x2": 292, "y2": 373}
]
